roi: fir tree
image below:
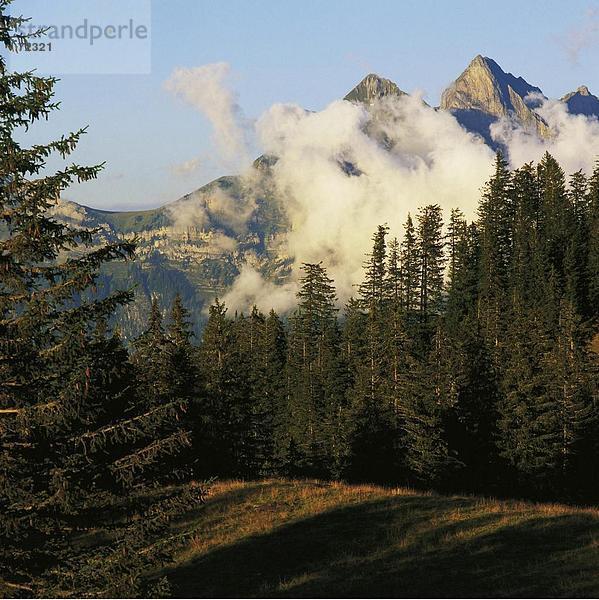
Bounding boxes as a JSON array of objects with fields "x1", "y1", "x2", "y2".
[
  {"x1": 399, "y1": 327, "x2": 453, "y2": 485},
  {"x1": 509, "y1": 163, "x2": 540, "y2": 312},
  {"x1": 477, "y1": 152, "x2": 514, "y2": 352},
  {"x1": 400, "y1": 213, "x2": 420, "y2": 316},
  {"x1": 416, "y1": 204, "x2": 446, "y2": 324},
  {"x1": 537, "y1": 152, "x2": 575, "y2": 292},
  {"x1": 263, "y1": 309, "x2": 288, "y2": 471},
  {"x1": 286, "y1": 263, "x2": 345, "y2": 476},
  {"x1": 445, "y1": 210, "x2": 479, "y2": 328},
  {"x1": 564, "y1": 171, "x2": 590, "y2": 316},
  {"x1": 347, "y1": 229, "x2": 399, "y2": 483},
  {"x1": 587, "y1": 160, "x2": 599, "y2": 320},
  {"x1": 197, "y1": 299, "x2": 237, "y2": 475}
]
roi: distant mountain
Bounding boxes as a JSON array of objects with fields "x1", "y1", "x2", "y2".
[
  {"x1": 50, "y1": 55, "x2": 598, "y2": 333},
  {"x1": 561, "y1": 85, "x2": 599, "y2": 118},
  {"x1": 52, "y1": 167, "x2": 289, "y2": 337},
  {"x1": 440, "y1": 55, "x2": 550, "y2": 144},
  {"x1": 344, "y1": 73, "x2": 407, "y2": 104}
]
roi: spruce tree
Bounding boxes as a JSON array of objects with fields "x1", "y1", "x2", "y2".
[
  {"x1": 230, "y1": 306, "x2": 287, "y2": 477},
  {"x1": 416, "y1": 204, "x2": 446, "y2": 325},
  {"x1": 286, "y1": 263, "x2": 346, "y2": 477},
  {"x1": 587, "y1": 160, "x2": 599, "y2": 320},
  {"x1": 127, "y1": 297, "x2": 193, "y2": 484},
  {"x1": 197, "y1": 299, "x2": 237, "y2": 475},
  {"x1": 445, "y1": 209, "x2": 479, "y2": 328},
  {"x1": 509, "y1": 163, "x2": 540, "y2": 312},
  {"x1": 477, "y1": 152, "x2": 514, "y2": 353},
  {"x1": 564, "y1": 171, "x2": 590, "y2": 317},
  {"x1": 399, "y1": 327, "x2": 453, "y2": 485},
  {"x1": 357, "y1": 226, "x2": 391, "y2": 407},
  {"x1": 400, "y1": 213, "x2": 420, "y2": 317},
  {"x1": 537, "y1": 152, "x2": 575, "y2": 292},
  {"x1": 442, "y1": 211, "x2": 497, "y2": 489},
  {"x1": 347, "y1": 229, "x2": 399, "y2": 483},
  {"x1": 263, "y1": 309, "x2": 288, "y2": 472}
]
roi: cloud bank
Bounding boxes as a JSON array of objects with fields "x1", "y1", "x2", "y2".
[
  {"x1": 251, "y1": 95, "x2": 495, "y2": 303},
  {"x1": 492, "y1": 97, "x2": 599, "y2": 173}
]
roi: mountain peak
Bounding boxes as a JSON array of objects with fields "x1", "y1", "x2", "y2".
[
  {"x1": 469, "y1": 54, "x2": 493, "y2": 68},
  {"x1": 562, "y1": 85, "x2": 595, "y2": 101},
  {"x1": 561, "y1": 85, "x2": 599, "y2": 117},
  {"x1": 441, "y1": 55, "x2": 543, "y2": 112},
  {"x1": 344, "y1": 73, "x2": 406, "y2": 104},
  {"x1": 440, "y1": 55, "x2": 548, "y2": 141}
]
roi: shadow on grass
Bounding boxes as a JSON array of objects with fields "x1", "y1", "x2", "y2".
[
  {"x1": 166, "y1": 485, "x2": 599, "y2": 598},
  {"x1": 174, "y1": 481, "x2": 304, "y2": 532}
]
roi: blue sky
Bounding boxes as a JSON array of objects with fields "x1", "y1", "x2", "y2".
[{"x1": 10, "y1": 0, "x2": 599, "y2": 210}]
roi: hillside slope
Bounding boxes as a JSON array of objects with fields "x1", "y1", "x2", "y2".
[
  {"x1": 164, "y1": 479, "x2": 599, "y2": 598},
  {"x1": 51, "y1": 167, "x2": 290, "y2": 337}
]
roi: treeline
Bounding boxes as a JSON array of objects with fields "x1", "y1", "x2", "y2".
[{"x1": 158, "y1": 152, "x2": 597, "y2": 501}]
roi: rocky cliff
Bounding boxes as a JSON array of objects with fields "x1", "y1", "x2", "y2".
[{"x1": 440, "y1": 55, "x2": 550, "y2": 143}]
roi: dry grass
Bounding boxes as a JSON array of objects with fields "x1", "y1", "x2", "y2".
[{"x1": 162, "y1": 479, "x2": 599, "y2": 598}]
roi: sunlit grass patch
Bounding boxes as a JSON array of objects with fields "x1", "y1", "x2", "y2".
[{"x1": 160, "y1": 479, "x2": 599, "y2": 598}]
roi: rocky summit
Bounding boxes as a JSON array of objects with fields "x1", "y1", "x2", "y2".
[
  {"x1": 344, "y1": 73, "x2": 407, "y2": 104},
  {"x1": 440, "y1": 55, "x2": 550, "y2": 143},
  {"x1": 561, "y1": 85, "x2": 599, "y2": 118}
]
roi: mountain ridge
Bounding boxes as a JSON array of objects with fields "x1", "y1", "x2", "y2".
[{"x1": 71, "y1": 56, "x2": 599, "y2": 218}]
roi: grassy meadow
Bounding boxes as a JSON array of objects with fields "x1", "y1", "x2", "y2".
[{"x1": 157, "y1": 479, "x2": 599, "y2": 598}]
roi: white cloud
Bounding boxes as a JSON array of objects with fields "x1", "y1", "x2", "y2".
[
  {"x1": 221, "y1": 265, "x2": 298, "y2": 315},
  {"x1": 168, "y1": 64, "x2": 599, "y2": 315},
  {"x1": 164, "y1": 62, "x2": 252, "y2": 169},
  {"x1": 491, "y1": 97, "x2": 599, "y2": 173},
  {"x1": 256, "y1": 94, "x2": 494, "y2": 303}
]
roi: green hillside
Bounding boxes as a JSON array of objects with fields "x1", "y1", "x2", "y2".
[
  {"x1": 54, "y1": 169, "x2": 290, "y2": 338},
  {"x1": 81, "y1": 176, "x2": 245, "y2": 233},
  {"x1": 161, "y1": 479, "x2": 599, "y2": 598},
  {"x1": 84, "y1": 205, "x2": 169, "y2": 233}
]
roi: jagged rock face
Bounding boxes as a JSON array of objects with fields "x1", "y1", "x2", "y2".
[
  {"x1": 344, "y1": 73, "x2": 407, "y2": 104},
  {"x1": 561, "y1": 86, "x2": 599, "y2": 118},
  {"x1": 441, "y1": 55, "x2": 549, "y2": 141},
  {"x1": 441, "y1": 55, "x2": 543, "y2": 113}
]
